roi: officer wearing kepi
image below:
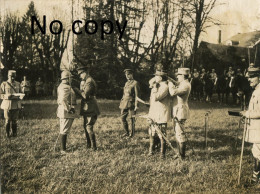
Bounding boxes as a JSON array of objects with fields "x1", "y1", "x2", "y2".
[
  {"x1": 168, "y1": 68, "x2": 191, "y2": 160},
  {"x1": 119, "y1": 69, "x2": 139, "y2": 138},
  {"x1": 240, "y1": 63, "x2": 260, "y2": 185},
  {"x1": 0, "y1": 70, "x2": 23, "y2": 137},
  {"x1": 74, "y1": 66, "x2": 100, "y2": 150},
  {"x1": 57, "y1": 70, "x2": 77, "y2": 153}
]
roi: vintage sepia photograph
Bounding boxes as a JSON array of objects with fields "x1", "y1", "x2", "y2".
[{"x1": 1, "y1": 0, "x2": 260, "y2": 193}]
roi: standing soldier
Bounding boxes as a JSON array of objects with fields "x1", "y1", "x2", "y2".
[
  {"x1": 119, "y1": 69, "x2": 139, "y2": 138},
  {"x1": 57, "y1": 71, "x2": 77, "y2": 153},
  {"x1": 74, "y1": 66, "x2": 100, "y2": 150},
  {"x1": 168, "y1": 68, "x2": 191, "y2": 160},
  {"x1": 0, "y1": 70, "x2": 23, "y2": 137},
  {"x1": 148, "y1": 70, "x2": 171, "y2": 158},
  {"x1": 21, "y1": 76, "x2": 31, "y2": 98},
  {"x1": 240, "y1": 64, "x2": 260, "y2": 185},
  {"x1": 35, "y1": 77, "x2": 44, "y2": 96}
]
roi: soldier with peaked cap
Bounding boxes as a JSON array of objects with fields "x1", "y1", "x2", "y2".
[
  {"x1": 240, "y1": 63, "x2": 260, "y2": 185},
  {"x1": 168, "y1": 68, "x2": 191, "y2": 160},
  {"x1": 148, "y1": 69, "x2": 171, "y2": 158},
  {"x1": 0, "y1": 70, "x2": 23, "y2": 137},
  {"x1": 74, "y1": 66, "x2": 100, "y2": 150},
  {"x1": 57, "y1": 70, "x2": 77, "y2": 153},
  {"x1": 119, "y1": 69, "x2": 140, "y2": 138}
]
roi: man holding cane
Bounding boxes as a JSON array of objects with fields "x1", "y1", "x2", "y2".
[{"x1": 240, "y1": 63, "x2": 260, "y2": 185}]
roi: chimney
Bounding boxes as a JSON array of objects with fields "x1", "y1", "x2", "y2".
[{"x1": 218, "y1": 30, "x2": 222, "y2": 44}]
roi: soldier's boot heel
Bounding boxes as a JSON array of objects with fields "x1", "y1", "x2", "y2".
[
  {"x1": 251, "y1": 159, "x2": 260, "y2": 184},
  {"x1": 122, "y1": 122, "x2": 129, "y2": 137},
  {"x1": 5, "y1": 122, "x2": 11, "y2": 138}
]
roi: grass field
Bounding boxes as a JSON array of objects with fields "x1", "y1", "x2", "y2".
[{"x1": 0, "y1": 99, "x2": 259, "y2": 193}]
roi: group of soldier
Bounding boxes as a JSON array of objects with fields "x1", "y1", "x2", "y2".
[
  {"x1": 2, "y1": 62, "x2": 260, "y2": 186},
  {"x1": 190, "y1": 66, "x2": 251, "y2": 108}
]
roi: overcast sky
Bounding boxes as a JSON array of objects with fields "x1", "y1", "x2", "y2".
[{"x1": 1, "y1": 0, "x2": 260, "y2": 43}]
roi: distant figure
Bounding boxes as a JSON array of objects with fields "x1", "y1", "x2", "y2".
[
  {"x1": 0, "y1": 70, "x2": 23, "y2": 137},
  {"x1": 20, "y1": 76, "x2": 31, "y2": 98},
  {"x1": 35, "y1": 77, "x2": 44, "y2": 96},
  {"x1": 119, "y1": 69, "x2": 139, "y2": 138}
]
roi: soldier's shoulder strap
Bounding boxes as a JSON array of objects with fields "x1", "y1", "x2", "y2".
[{"x1": 6, "y1": 81, "x2": 17, "y2": 91}]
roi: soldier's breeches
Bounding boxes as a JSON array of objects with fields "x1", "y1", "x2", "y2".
[
  {"x1": 59, "y1": 118, "x2": 74, "y2": 135},
  {"x1": 252, "y1": 143, "x2": 260, "y2": 160},
  {"x1": 175, "y1": 120, "x2": 187, "y2": 143},
  {"x1": 4, "y1": 109, "x2": 19, "y2": 121},
  {"x1": 83, "y1": 115, "x2": 97, "y2": 135}
]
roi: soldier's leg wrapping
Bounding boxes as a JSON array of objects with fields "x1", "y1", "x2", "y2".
[
  {"x1": 85, "y1": 115, "x2": 98, "y2": 150},
  {"x1": 59, "y1": 118, "x2": 74, "y2": 151},
  {"x1": 4, "y1": 110, "x2": 12, "y2": 138},
  {"x1": 83, "y1": 116, "x2": 91, "y2": 148},
  {"x1": 175, "y1": 119, "x2": 187, "y2": 159},
  {"x1": 129, "y1": 109, "x2": 135, "y2": 137},
  {"x1": 251, "y1": 143, "x2": 260, "y2": 183},
  {"x1": 120, "y1": 109, "x2": 129, "y2": 136},
  {"x1": 148, "y1": 125, "x2": 155, "y2": 155},
  {"x1": 158, "y1": 124, "x2": 167, "y2": 158}
]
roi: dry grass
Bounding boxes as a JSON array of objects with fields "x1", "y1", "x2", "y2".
[{"x1": 0, "y1": 99, "x2": 259, "y2": 193}]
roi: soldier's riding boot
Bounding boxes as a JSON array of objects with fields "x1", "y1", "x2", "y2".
[
  {"x1": 5, "y1": 122, "x2": 11, "y2": 138},
  {"x1": 122, "y1": 122, "x2": 129, "y2": 137},
  {"x1": 90, "y1": 134, "x2": 97, "y2": 151},
  {"x1": 129, "y1": 118, "x2": 135, "y2": 137},
  {"x1": 252, "y1": 158, "x2": 260, "y2": 184},
  {"x1": 148, "y1": 135, "x2": 155, "y2": 156},
  {"x1": 84, "y1": 128, "x2": 91, "y2": 148},
  {"x1": 179, "y1": 142, "x2": 186, "y2": 160},
  {"x1": 160, "y1": 139, "x2": 166, "y2": 159},
  {"x1": 12, "y1": 122, "x2": 17, "y2": 137},
  {"x1": 60, "y1": 134, "x2": 67, "y2": 153}
]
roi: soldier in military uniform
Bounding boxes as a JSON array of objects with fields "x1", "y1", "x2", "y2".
[
  {"x1": 21, "y1": 76, "x2": 31, "y2": 98},
  {"x1": 57, "y1": 71, "x2": 77, "y2": 153},
  {"x1": 119, "y1": 69, "x2": 139, "y2": 138},
  {"x1": 168, "y1": 68, "x2": 191, "y2": 159},
  {"x1": 148, "y1": 70, "x2": 171, "y2": 158},
  {"x1": 240, "y1": 64, "x2": 260, "y2": 185},
  {"x1": 0, "y1": 70, "x2": 23, "y2": 137},
  {"x1": 74, "y1": 66, "x2": 100, "y2": 150},
  {"x1": 35, "y1": 77, "x2": 44, "y2": 96}
]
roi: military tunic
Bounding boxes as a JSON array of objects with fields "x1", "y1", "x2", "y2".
[
  {"x1": 21, "y1": 80, "x2": 31, "y2": 94},
  {"x1": 1, "y1": 81, "x2": 22, "y2": 120},
  {"x1": 57, "y1": 82, "x2": 77, "y2": 135},
  {"x1": 244, "y1": 84, "x2": 260, "y2": 159},
  {"x1": 169, "y1": 79, "x2": 191, "y2": 143}
]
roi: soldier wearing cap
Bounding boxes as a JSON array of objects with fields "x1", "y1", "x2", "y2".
[
  {"x1": 57, "y1": 70, "x2": 77, "y2": 153},
  {"x1": 35, "y1": 77, "x2": 44, "y2": 96},
  {"x1": 74, "y1": 66, "x2": 100, "y2": 150},
  {"x1": 240, "y1": 63, "x2": 260, "y2": 185},
  {"x1": 119, "y1": 69, "x2": 140, "y2": 138},
  {"x1": 0, "y1": 70, "x2": 22, "y2": 137},
  {"x1": 168, "y1": 68, "x2": 191, "y2": 160},
  {"x1": 148, "y1": 70, "x2": 171, "y2": 158}
]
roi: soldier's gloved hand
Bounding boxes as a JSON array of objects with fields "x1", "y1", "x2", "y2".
[{"x1": 68, "y1": 108, "x2": 75, "y2": 114}]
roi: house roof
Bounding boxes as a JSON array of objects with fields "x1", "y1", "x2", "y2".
[{"x1": 224, "y1": 31, "x2": 260, "y2": 47}]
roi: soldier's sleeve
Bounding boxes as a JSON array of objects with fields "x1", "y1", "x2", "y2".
[
  {"x1": 82, "y1": 80, "x2": 93, "y2": 99},
  {"x1": 58, "y1": 87, "x2": 70, "y2": 111},
  {"x1": 134, "y1": 81, "x2": 139, "y2": 108},
  {"x1": 246, "y1": 93, "x2": 260, "y2": 119},
  {"x1": 154, "y1": 84, "x2": 169, "y2": 101},
  {"x1": 0, "y1": 82, "x2": 5, "y2": 94},
  {"x1": 169, "y1": 83, "x2": 189, "y2": 97}
]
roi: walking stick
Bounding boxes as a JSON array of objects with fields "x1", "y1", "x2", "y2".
[
  {"x1": 238, "y1": 117, "x2": 248, "y2": 185},
  {"x1": 174, "y1": 117, "x2": 195, "y2": 154}
]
